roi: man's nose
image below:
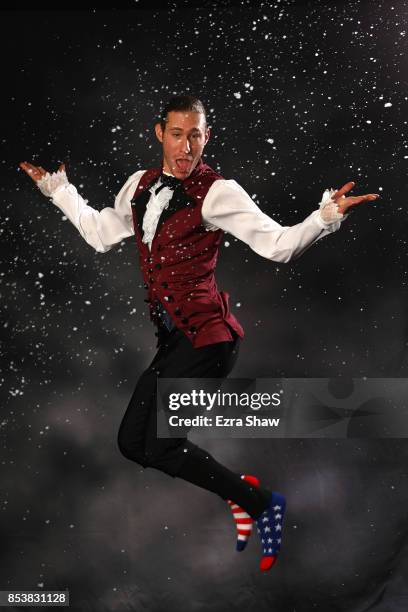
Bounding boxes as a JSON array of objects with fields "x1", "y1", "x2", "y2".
[{"x1": 180, "y1": 136, "x2": 192, "y2": 154}]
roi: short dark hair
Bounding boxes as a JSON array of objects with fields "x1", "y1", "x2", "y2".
[{"x1": 159, "y1": 95, "x2": 207, "y2": 131}]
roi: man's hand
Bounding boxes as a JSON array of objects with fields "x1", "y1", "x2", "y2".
[
  {"x1": 332, "y1": 181, "x2": 379, "y2": 215},
  {"x1": 19, "y1": 161, "x2": 65, "y2": 182}
]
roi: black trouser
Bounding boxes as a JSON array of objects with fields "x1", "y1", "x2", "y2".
[{"x1": 117, "y1": 324, "x2": 271, "y2": 519}]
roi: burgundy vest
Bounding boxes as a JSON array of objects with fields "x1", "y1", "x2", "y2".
[{"x1": 130, "y1": 158, "x2": 244, "y2": 348}]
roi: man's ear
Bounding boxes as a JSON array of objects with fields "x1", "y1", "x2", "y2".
[
  {"x1": 155, "y1": 122, "x2": 163, "y2": 143},
  {"x1": 204, "y1": 127, "x2": 211, "y2": 146}
]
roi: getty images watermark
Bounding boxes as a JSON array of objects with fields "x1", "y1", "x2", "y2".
[
  {"x1": 167, "y1": 388, "x2": 282, "y2": 431},
  {"x1": 156, "y1": 378, "x2": 408, "y2": 439}
]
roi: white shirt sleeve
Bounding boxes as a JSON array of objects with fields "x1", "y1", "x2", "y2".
[
  {"x1": 49, "y1": 170, "x2": 146, "y2": 253},
  {"x1": 201, "y1": 179, "x2": 345, "y2": 263}
]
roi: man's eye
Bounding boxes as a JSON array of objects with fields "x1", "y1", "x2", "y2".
[{"x1": 171, "y1": 133, "x2": 200, "y2": 139}]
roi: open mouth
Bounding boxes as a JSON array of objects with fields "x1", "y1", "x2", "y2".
[{"x1": 175, "y1": 159, "x2": 191, "y2": 173}]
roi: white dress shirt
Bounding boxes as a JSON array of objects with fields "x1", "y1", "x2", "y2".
[{"x1": 39, "y1": 168, "x2": 345, "y2": 262}]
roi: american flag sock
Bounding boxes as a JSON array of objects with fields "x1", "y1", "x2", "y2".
[
  {"x1": 256, "y1": 491, "x2": 286, "y2": 571},
  {"x1": 227, "y1": 474, "x2": 260, "y2": 552}
]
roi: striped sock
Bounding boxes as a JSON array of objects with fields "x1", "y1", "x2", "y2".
[{"x1": 227, "y1": 474, "x2": 260, "y2": 551}]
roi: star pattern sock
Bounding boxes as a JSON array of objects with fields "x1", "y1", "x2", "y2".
[
  {"x1": 227, "y1": 474, "x2": 260, "y2": 551},
  {"x1": 256, "y1": 491, "x2": 286, "y2": 571}
]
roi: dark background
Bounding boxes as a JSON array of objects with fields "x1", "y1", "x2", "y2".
[{"x1": 1, "y1": 1, "x2": 408, "y2": 610}]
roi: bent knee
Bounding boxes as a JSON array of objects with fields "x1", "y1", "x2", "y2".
[
  {"x1": 117, "y1": 432, "x2": 183, "y2": 473},
  {"x1": 117, "y1": 436, "x2": 149, "y2": 467}
]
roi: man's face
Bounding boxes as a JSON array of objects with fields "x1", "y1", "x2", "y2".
[{"x1": 154, "y1": 110, "x2": 210, "y2": 179}]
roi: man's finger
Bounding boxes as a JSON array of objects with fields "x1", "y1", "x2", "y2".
[
  {"x1": 58, "y1": 163, "x2": 66, "y2": 172},
  {"x1": 21, "y1": 162, "x2": 38, "y2": 171},
  {"x1": 22, "y1": 161, "x2": 39, "y2": 173},
  {"x1": 347, "y1": 194, "x2": 380, "y2": 205},
  {"x1": 332, "y1": 181, "x2": 355, "y2": 200},
  {"x1": 20, "y1": 161, "x2": 35, "y2": 173},
  {"x1": 19, "y1": 161, "x2": 43, "y2": 181},
  {"x1": 337, "y1": 193, "x2": 380, "y2": 214}
]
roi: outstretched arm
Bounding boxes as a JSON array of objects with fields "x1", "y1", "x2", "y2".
[
  {"x1": 201, "y1": 179, "x2": 379, "y2": 263},
  {"x1": 19, "y1": 162, "x2": 144, "y2": 253}
]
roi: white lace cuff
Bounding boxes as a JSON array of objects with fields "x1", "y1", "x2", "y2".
[
  {"x1": 319, "y1": 188, "x2": 345, "y2": 224},
  {"x1": 37, "y1": 169, "x2": 69, "y2": 198}
]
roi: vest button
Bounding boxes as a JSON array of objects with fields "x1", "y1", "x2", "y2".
[
  {"x1": 189, "y1": 326, "x2": 197, "y2": 333},
  {"x1": 149, "y1": 277, "x2": 154, "y2": 283},
  {"x1": 181, "y1": 317, "x2": 189, "y2": 324},
  {"x1": 155, "y1": 263, "x2": 162, "y2": 270},
  {"x1": 148, "y1": 268, "x2": 153, "y2": 274},
  {"x1": 161, "y1": 282, "x2": 168, "y2": 288},
  {"x1": 164, "y1": 295, "x2": 174, "y2": 303},
  {"x1": 147, "y1": 257, "x2": 153, "y2": 263},
  {"x1": 174, "y1": 308, "x2": 182, "y2": 316},
  {"x1": 143, "y1": 283, "x2": 148, "y2": 289}
]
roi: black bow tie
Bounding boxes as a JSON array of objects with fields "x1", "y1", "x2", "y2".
[{"x1": 159, "y1": 172, "x2": 182, "y2": 190}]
